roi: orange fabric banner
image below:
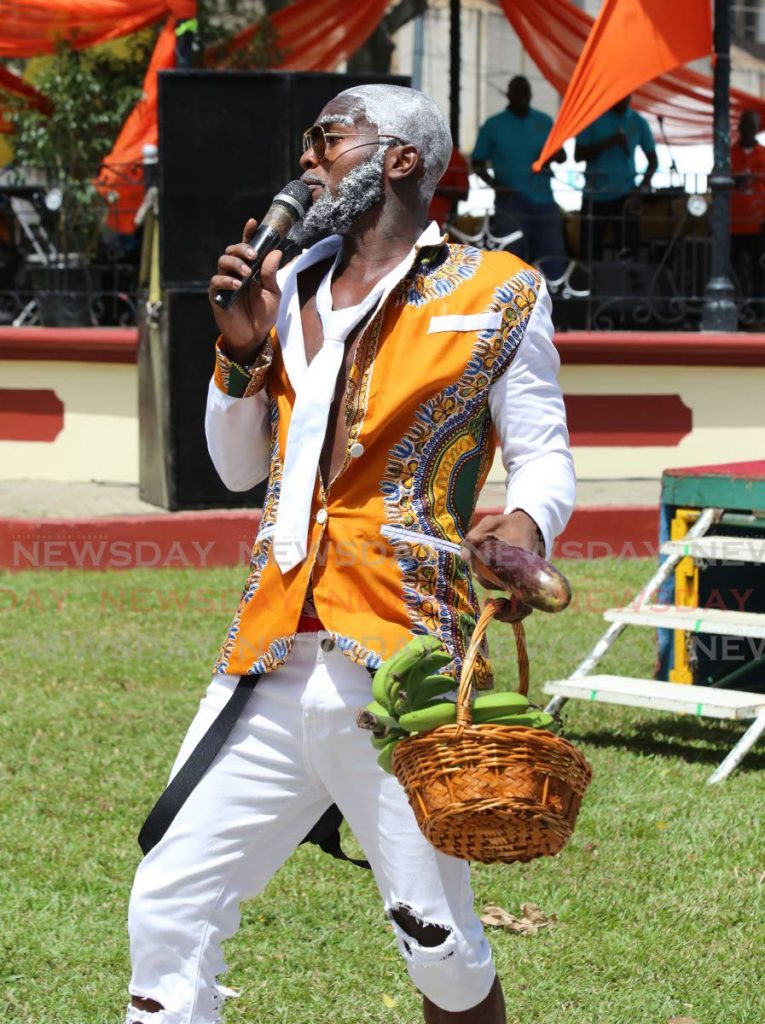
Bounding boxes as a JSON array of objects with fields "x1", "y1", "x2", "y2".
[
  {"x1": 97, "y1": 16, "x2": 178, "y2": 232},
  {"x1": 531, "y1": 0, "x2": 712, "y2": 170},
  {"x1": 499, "y1": 0, "x2": 765, "y2": 146},
  {"x1": 0, "y1": 0, "x2": 194, "y2": 58}
]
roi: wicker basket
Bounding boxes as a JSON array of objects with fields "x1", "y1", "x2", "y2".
[{"x1": 391, "y1": 599, "x2": 593, "y2": 864}]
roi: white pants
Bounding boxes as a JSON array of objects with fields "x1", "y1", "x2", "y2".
[{"x1": 126, "y1": 632, "x2": 496, "y2": 1024}]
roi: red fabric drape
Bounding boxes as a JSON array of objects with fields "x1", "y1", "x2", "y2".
[
  {"x1": 532, "y1": 0, "x2": 712, "y2": 169},
  {"x1": 214, "y1": 0, "x2": 390, "y2": 71},
  {"x1": 499, "y1": 0, "x2": 765, "y2": 146},
  {"x1": 0, "y1": 64, "x2": 52, "y2": 134},
  {"x1": 0, "y1": 0, "x2": 194, "y2": 230},
  {"x1": 97, "y1": 17, "x2": 178, "y2": 232},
  {"x1": 0, "y1": 0, "x2": 195, "y2": 57},
  {"x1": 102, "y1": 0, "x2": 390, "y2": 230}
]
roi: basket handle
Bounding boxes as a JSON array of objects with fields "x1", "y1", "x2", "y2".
[{"x1": 456, "y1": 598, "x2": 529, "y2": 728}]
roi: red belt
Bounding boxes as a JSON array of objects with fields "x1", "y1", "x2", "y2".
[{"x1": 296, "y1": 613, "x2": 324, "y2": 632}]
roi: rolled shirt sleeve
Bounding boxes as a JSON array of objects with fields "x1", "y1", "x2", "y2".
[
  {"x1": 205, "y1": 337, "x2": 273, "y2": 491},
  {"x1": 487, "y1": 278, "x2": 576, "y2": 556}
]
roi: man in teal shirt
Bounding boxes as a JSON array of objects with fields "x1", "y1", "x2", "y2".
[
  {"x1": 472, "y1": 76, "x2": 567, "y2": 278},
  {"x1": 575, "y1": 94, "x2": 657, "y2": 263}
]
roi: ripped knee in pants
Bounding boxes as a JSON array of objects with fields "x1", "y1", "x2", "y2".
[
  {"x1": 388, "y1": 903, "x2": 456, "y2": 960},
  {"x1": 388, "y1": 903, "x2": 496, "y2": 1014},
  {"x1": 125, "y1": 999, "x2": 166, "y2": 1024}
]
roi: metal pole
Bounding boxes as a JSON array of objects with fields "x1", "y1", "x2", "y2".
[
  {"x1": 701, "y1": 0, "x2": 737, "y2": 331},
  {"x1": 449, "y1": 0, "x2": 461, "y2": 148},
  {"x1": 412, "y1": 13, "x2": 425, "y2": 92}
]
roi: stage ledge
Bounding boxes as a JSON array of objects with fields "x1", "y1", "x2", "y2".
[
  {"x1": 0, "y1": 326, "x2": 138, "y2": 364},
  {"x1": 1, "y1": 328, "x2": 764, "y2": 367},
  {"x1": 555, "y1": 331, "x2": 765, "y2": 366}
]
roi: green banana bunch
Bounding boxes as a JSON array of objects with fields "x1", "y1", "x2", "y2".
[
  {"x1": 400, "y1": 649, "x2": 455, "y2": 711},
  {"x1": 361, "y1": 700, "x2": 400, "y2": 732},
  {"x1": 371, "y1": 728, "x2": 407, "y2": 750},
  {"x1": 371, "y1": 634, "x2": 444, "y2": 714},
  {"x1": 376, "y1": 737, "x2": 400, "y2": 773},
  {"x1": 398, "y1": 701, "x2": 457, "y2": 732},
  {"x1": 363, "y1": 636, "x2": 558, "y2": 774},
  {"x1": 480, "y1": 710, "x2": 556, "y2": 728},
  {"x1": 398, "y1": 691, "x2": 531, "y2": 733},
  {"x1": 473, "y1": 691, "x2": 531, "y2": 715}
]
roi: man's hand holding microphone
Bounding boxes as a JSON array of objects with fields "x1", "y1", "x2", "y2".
[
  {"x1": 209, "y1": 219, "x2": 283, "y2": 365},
  {"x1": 208, "y1": 179, "x2": 312, "y2": 365}
]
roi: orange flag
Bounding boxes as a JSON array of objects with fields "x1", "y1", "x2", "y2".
[{"x1": 532, "y1": 0, "x2": 712, "y2": 170}]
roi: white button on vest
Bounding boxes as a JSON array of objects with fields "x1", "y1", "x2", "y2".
[
  {"x1": 315, "y1": 508, "x2": 328, "y2": 525},
  {"x1": 349, "y1": 442, "x2": 365, "y2": 459}
]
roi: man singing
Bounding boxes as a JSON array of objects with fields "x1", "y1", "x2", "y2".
[{"x1": 125, "y1": 84, "x2": 574, "y2": 1024}]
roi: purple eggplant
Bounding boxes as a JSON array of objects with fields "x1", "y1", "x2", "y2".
[{"x1": 472, "y1": 538, "x2": 572, "y2": 613}]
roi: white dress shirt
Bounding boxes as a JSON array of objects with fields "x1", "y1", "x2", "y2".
[{"x1": 205, "y1": 224, "x2": 575, "y2": 556}]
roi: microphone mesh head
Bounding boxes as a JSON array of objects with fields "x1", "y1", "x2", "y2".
[{"x1": 277, "y1": 179, "x2": 313, "y2": 216}]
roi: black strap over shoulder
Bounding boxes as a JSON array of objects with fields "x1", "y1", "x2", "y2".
[
  {"x1": 138, "y1": 674, "x2": 370, "y2": 870},
  {"x1": 138, "y1": 675, "x2": 260, "y2": 855}
]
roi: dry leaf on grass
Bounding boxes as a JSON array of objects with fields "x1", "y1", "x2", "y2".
[
  {"x1": 481, "y1": 902, "x2": 558, "y2": 935},
  {"x1": 382, "y1": 994, "x2": 398, "y2": 1008}
]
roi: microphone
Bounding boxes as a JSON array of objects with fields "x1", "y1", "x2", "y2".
[{"x1": 214, "y1": 179, "x2": 313, "y2": 310}]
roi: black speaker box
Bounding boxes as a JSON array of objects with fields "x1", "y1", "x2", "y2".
[
  {"x1": 139, "y1": 289, "x2": 267, "y2": 510},
  {"x1": 141, "y1": 70, "x2": 410, "y2": 510}
]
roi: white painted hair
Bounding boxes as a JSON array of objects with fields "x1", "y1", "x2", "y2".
[{"x1": 335, "y1": 84, "x2": 452, "y2": 202}]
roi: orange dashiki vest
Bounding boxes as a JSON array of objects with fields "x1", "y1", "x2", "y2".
[{"x1": 214, "y1": 242, "x2": 542, "y2": 684}]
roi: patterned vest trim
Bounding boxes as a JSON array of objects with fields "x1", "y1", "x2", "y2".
[{"x1": 214, "y1": 243, "x2": 542, "y2": 687}]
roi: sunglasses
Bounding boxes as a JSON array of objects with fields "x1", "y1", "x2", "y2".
[{"x1": 302, "y1": 124, "x2": 403, "y2": 161}]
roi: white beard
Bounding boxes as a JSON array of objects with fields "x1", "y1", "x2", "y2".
[{"x1": 288, "y1": 147, "x2": 387, "y2": 246}]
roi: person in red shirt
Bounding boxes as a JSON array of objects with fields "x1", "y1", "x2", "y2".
[{"x1": 731, "y1": 110, "x2": 765, "y2": 322}]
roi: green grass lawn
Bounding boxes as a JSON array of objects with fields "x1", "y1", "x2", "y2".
[{"x1": 1, "y1": 559, "x2": 763, "y2": 1024}]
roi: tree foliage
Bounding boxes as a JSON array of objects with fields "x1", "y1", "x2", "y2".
[
  {"x1": 7, "y1": 36, "x2": 154, "y2": 181},
  {"x1": 5, "y1": 35, "x2": 155, "y2": 254}
]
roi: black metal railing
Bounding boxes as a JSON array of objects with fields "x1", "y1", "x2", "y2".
[
  {"x1": 0, "y1": 174, "x2": 145, "y2": 328},
  {"x1": 447, "y1": 174, "x2": 765, "y2": 332},
  {"x1": 1, "y1": 169, "x2": 763, "y2": 332}
]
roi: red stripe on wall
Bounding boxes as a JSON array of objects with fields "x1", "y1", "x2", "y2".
[
  {"x1": 564, "y1": 394, "x2": 692, "y2": 446},
  {"x1": 0, "y1": 505, "x2": 658, "y2": 570},
  {"x1": 0, "y1": 389, "x2": 64, "y2": 442}
]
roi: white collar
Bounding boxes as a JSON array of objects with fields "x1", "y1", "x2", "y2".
[{"x1": 276, "y1": 221, "x2": 446, "y2": 391}]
